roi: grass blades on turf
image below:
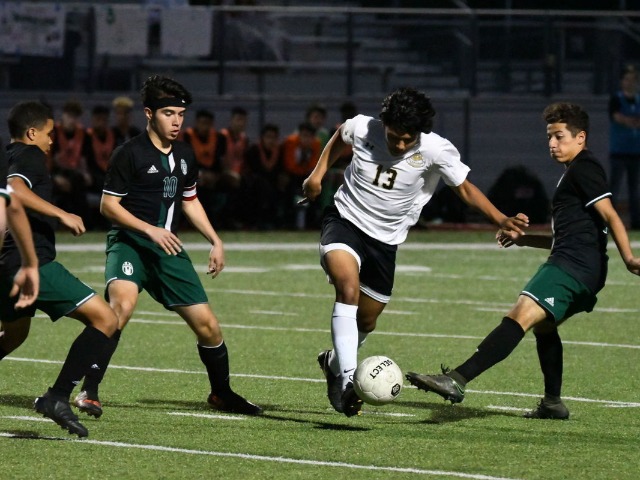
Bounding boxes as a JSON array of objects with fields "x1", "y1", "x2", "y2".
[{"x1": 1, "y1": 230, "x2": 639, "y2": 480}]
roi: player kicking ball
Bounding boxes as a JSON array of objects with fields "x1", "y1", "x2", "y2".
[
  {"x1": 302, "y1": 87, "x2": 528, "y2": 417},
  {"x1": 74, "y1": 75, "x2": 261, "y2": 417},
  {"x1": 406, "y1": 102, "x2": 640, "y2": 419}
]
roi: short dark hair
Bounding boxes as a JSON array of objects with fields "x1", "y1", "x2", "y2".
[
  {"x1": 298, "y1": 122, "x2": 316, "y2": 135},
  {"x1": 542, "y1": 102, "x2": 589, "y2": 138},
  {"x1": 261, "y1": 123, "x2": 279, "y2": 136},
  {"x1": 196, "y1": 109, "x2": 214, "y2": 121},
  {"x1": 141, "y1": 74, "x2": 192, "y2": 110},
  {"x1": 8, "y1": 101, "x2": 54, "y2": 139},
  {"x1": 379, "y1": 87, "x2": 436, "y2": 135},
  {"x1": 92, "y1": 105, "x2": 110, "y2": 116},
  {"x1": 306, "y1": 102, "x2": 327, "y2": 119},
  {"x1": 62, "y1": 99, "x2": 83, "y2": 116},
  {"x1": 231, "y1": 106, "x2": 248, "y2": 117}
]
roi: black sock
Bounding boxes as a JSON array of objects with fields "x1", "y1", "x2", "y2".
[
  {"x1": 197, "y1": 342, "x2": 231, "y2": 396},
  {"x1": 0, "y1": 345, "x2": 7, "y2": 360},
  {"x1": 50, "y1": 326, "x2": 110, "y2": 399},
  {"x1": 455, "y1": 317, "x2": 525, "y2": 383},
  {"x1": 81, "y1": 329, "x2": 122, "y2": 394},
  {"x1": 534, "y1": 328, "x2": 563, "y2": 399}
]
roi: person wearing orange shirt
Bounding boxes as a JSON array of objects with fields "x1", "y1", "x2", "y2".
[
  {"x1": 281, "y1": 122, "x2": 321, "y2": 229},
  {"x1": 182, "y1": 109, "x2": 227, "y2": 225},
  {"x1": 85, "y1": 105, "x2": 116, "y2": 229},
  {"x1": 51, "y1": 100, "x2": 91, "y2": 224}
]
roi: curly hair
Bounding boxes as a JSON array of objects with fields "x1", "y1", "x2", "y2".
[
  {"x1": 141, "y1": 75, "x2": 192, "y2": 108},
  {"x1": 542, "y1": 102, "x2": 589, "y2": 138},
  {"x1": 379, "y1": 87, "x2": 436, "y2": 134}
]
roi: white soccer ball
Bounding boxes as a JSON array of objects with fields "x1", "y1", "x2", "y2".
[{"x1": 353, "y1": 355, "x2": 403, "y2": 406}]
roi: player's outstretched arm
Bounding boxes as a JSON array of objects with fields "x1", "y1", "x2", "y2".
[
  {"x1": 593, "y1": 198, "x2": 640, "y2": 275},
  {"x1": 8, "y1": 177, "x2": 85, "y2": 236},
  {"x1": 181, "y1": 197, "x2": 225, "y2": 278},
  {"x1": 451, "y1": 179, "x2": 529, "y2": 234},
  {"x1": 6, "y1": 194, "x2": 39, "y2": 308},
  {"x1": 496, "y1": 228, "x2": 553, "y2": 249},
  {"x1": 302, "y1": 125, "x2": 349, "y2": 203}
]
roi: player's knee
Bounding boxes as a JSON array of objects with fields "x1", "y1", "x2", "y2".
[
  {"x1": 196, "y1": 323, "x2": 223, "y2": 345},
  {"x1": 335, "y1": 283, "x2": 360, "y2": 304}
]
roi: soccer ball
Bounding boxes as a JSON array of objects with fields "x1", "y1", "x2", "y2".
[{"x1": 353, "y1": 355, "x2": 403, "y2": 406}]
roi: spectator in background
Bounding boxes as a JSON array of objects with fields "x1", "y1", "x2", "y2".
[
  {"x1": 85, "y1": 105, "x2": 116, "y2": 229},
  {"x1": 182, "y1": 109, "x2": 227, "y2": 225},
  {"x1": 306, "y1": 102, "x2": 330, "y2": 149},
  {"x1": 318, "y1": 101, "x2": 358, "y2": 211},
  {"x1": 51, "y1": 99, "x2": 90, "y2": 224},
  {"x1": 112, "y1": 96, "x2": 142, "y2": 147},
  {"x1": 609, "y1": 65, "x2": 640, "y2": 229},
  {"x1": 281, "y1": 122, "x2": 321, "y2": 229},
  {"x1": 219, "y1": 106, "x2": 249, "y2": 229},
  {"x1": 244, "y1": 123, "x2": 282, "y2": 229}
]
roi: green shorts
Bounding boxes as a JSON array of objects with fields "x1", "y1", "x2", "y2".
[
  {"x1": 104, "y1": 230, "x2": 208, "y2": 309},
  {"x1": 0, "y1": 261, "x2": 96, "y2": 322},
  {"x1": 521, "y1": 262, "x2": 597, "y2": 322}
]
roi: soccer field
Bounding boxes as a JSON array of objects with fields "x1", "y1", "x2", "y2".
[{"x1": 1, "y1": 229, "x2": 639, "y2": 480}]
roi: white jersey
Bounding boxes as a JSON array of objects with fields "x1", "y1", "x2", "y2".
[{"x1": 334, "y1": 114, "x2": 470, "y2": 245}]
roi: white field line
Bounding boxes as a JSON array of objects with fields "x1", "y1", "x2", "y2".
[
  {"x1": 115, "y1": 315, "x2": 640, "y2": 350},
  {"x1": 56, "y1": 240, "x2": 640, "y2": 252},
  {"x1": 167, "y1": 412, "x2": 246, "y2": 421},
  {"x1": 0, "y1": 415, "x2": 52, "y2": 422},
  {"x1": 30, "y1": 307, "x2": 640, "y2": 349},
  {"x1": 485, "y1": 406, "x2": 528, "y2": 413},
  {"x1": 5, "y1": 356, "x2": 639, "y2": 408},
  {"x1": 0, "y1": 432, "x2": 520, "y2": 480}
]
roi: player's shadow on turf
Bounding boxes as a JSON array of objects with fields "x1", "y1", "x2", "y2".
[
  {"x1": 395, "y1": 399, "x2": 521, "y2": 424},
  {"x1": 2, "y1": 430, "x2": 66, "y2": 441},
  {"x1": 0, "y1": 394, "x2": 38, "y2": 409},
  {"x1": 260, "y1": 412, "x2": 371, "y2": 431},
  {"x1": 137, "y1": 398, "x2": 371, "y2": 431}
]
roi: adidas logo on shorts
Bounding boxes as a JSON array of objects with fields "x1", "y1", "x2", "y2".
[{"x1": 544, "y1": 297, "x2": 555, "y2": 307}]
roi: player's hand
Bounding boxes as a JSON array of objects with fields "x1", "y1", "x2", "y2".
[
  {"x1": 498, "y1": 212, "x2": 529, "y2": 236},
  {"x1": 301, "y1": 175, "x2": 322, "y2": 203},
  {"x1": 207, "y1": 244, "x2": 225, "y2": 278},
  {"x1": 60, "y1": 212, "x2": 86, "y2": 236},
  {"x1": 496, "y1": 228, "x2": 523, "y2": 248},
  {"x1": 147, "y1": 226, "x2": 183, "y2": 255},
  {"x1": 625, "y1": 257, "x2": 640, "y2": 276},
  {"x1": 10, "y1": 266, "x2": 39, "y2": 309}
]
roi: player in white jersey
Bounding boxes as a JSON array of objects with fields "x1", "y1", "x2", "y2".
[{"x1": 302, "y1": 87, "x2": 529, "y2": 416}]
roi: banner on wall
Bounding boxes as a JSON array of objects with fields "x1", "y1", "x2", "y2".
[
  {"x1": 94, "y1": 5, "x2": 149, "y2": 56},
  {"x1": 0, "y1": 2, "x2": 66, "y2": 57},
  {"x1": 160, "y1": 7, "x2": 212, "y2": 57}
]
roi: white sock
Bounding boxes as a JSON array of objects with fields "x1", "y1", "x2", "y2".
[
  {"x1": 330, "y1": 302, "x2": 359, "y2": 391},
  {"x1": 328, "y1": 324, "x2": 371, "y2": 376}
]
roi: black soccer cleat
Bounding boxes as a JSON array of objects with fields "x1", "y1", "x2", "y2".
[
  {"x1": 406, "y1": 366, "x2": 465, "y2": 404},
  {"x1": 208, "y1": 391, "x2": 263, "y2": 416},
  {"x1": 34, "y1": 391, "x2": 89, "y2": 438},
  {"x1": 317, "y1": 350, "x2": 343, "y2": 413},
  {"x1": 74, "y1": 390, "x2": 103, "y2": 419},
  {"x1": 523, "y1": 398, "x2": 569, "y2": 420},
  {"x1": 341, "y1": 382, "x2": 363, "y2": 417}
]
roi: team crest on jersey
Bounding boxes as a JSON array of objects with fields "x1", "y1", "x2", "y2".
[
  {"x1": 406, "y1": 152, "x2": 425, "y2": 168},
  {"x1": 180, "y1": 159, "x2": 187, "y2": 175},
  {"x1": 122, "y1": 261, "x2": 134, "y2": 276}
]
